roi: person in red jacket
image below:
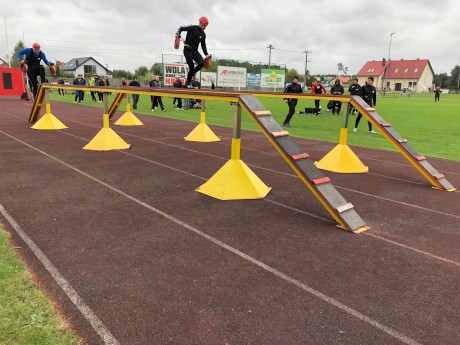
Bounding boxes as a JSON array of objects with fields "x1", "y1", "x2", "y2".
[{"x1": 310, "y1": 78, "x2": 327, "y2": 114}]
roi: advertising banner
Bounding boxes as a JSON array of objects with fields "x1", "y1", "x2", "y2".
[
  {"x1": 163, "y1": 63, "x2": 188, "y2": 86},
  {"x1": 260, "y1": 69, "x2": 285, "y2": 88},
  {"x1": 217, "y1": 66, "x2": 247, "y2": 88},
  {"x1": 199, "y1": 72, "x2": 217, "y2": 88},
  {"x1": 247, "y1": 73, "x2": 261, "y2": 87}
]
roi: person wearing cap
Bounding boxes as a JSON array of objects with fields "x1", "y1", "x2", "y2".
[
  {"x1": 17, "y1": 42, "x2": 54, "y2": 98},
  {"x1": 330, "y1": 78, "x2": 344, "y2": 114},
  {"x1": 176, "y1": 16, "x2": 211, "y2": 87},
  {"x1": 282, "y1": 76, "x2": 303, "y2": 127}
]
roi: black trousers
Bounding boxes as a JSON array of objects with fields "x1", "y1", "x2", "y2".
[
  {"x1": 132, "y1": 94, "x2": 139, "y2": 109},
  {"x1": 283, "y1": 101, "x2": 297, "y2": 124},
  {"x1": 27, "y1": 66, "x2": 45, "y2": 98},
  {"x1": 355, "y1": 101, "x2": 373, "y2": 130},
  {"x1": 184, "y1": 47, "x2": 204, "y2": 84}
]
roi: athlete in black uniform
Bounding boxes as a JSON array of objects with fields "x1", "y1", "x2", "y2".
[{"x1": 176, "y1": 16, "x2": 210, "y2": 87}]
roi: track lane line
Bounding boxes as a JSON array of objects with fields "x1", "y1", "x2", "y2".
[{"x1": 0, "y1": 204, "x2": 120, "y2": 345}]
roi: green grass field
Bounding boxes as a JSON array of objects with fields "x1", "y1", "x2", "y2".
[
  {"x1": 49, "y1": 90, "x2": 460, "y2": 161},
  {"x1": 0, "y1": 226, "x2": 79, "y2": 345}
]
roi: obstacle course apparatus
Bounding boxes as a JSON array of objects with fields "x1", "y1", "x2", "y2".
[
  {"x1": 184, "y1": 100, "x2": 221, "y2": 142},
  {"x1": 114, "y1": 95, "x2": 144, "y2": 126},
  {"x1": 315, "y1": 104, "x2": 367, "y2": 173},
  {"x1": 196, "y1": 103, "x2": 271, "y2": 200},
  {"x1": 30, "y1": 88, "x2": 68, "y2": 130},
  {"x1": 238, "y1": 94, "x2": 369, "y2": 232},
  {"x1": 83, "y1": 93, "x2": 131, "y2": 151}
]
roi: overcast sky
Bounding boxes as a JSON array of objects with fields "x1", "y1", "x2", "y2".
[{"x1": 1, "y1": 0, "x2": 459, "y2": 76}]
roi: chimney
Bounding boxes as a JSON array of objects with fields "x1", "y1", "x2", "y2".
[
  {"x1": 382, "y1": 58, "x2": 386, "y2": 67},
  {"x1": 75, "y1": 60, "x2": 79, "y2": 66}
]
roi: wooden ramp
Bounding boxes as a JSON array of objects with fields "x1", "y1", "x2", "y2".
[
  {"x1": 239, "y1": 94, "x2": 369, "y2": 233},
  {"x1": 350, "y1": 96, "x2": 455, "y2": 191}
]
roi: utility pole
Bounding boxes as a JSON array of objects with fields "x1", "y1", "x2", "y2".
[
  {"x1": 303, "y1": 50, "x2": 311, "y2": 86},
  {"x1": 383, "y1": 32, "x2": 395, "y2": 94},
  {"x1": 267, "y1": 44, "x2": 274, "y2": 69},
  {"x1": 4, "y1": 15, "x2": 11, "y2": 67}
]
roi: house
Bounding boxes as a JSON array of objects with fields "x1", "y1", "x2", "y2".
[
  {"x1": 61, "y1": 57, "x2": 111, "y2": 78},
  {"x1": 357, "y1": 59, "x2": 434, "y2": 92},
  {"x1": 330, "y1": 76, "x2": 351, "y2": 87},
  {"x1": 0, "y1": 58, "x2": 9, "y2": 68}
]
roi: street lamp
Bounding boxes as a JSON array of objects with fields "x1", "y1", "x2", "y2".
[{"x1": 383, "y1": 32, "x2": 395, "y2": 94}]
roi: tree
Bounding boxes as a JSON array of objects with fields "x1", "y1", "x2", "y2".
[
  {"x1": 134, "y1": 66, "x2": 149, "y2": 77},
  {"x1": 10, "y1": 40, "x2": 26, "y2": 68},
  {"x1": 112, "y1": 69, "x2": 134, "y2": 79},
  {"x1": 337, "y1": 63, "x2": 343, "y2": 76},
  {"x1": 150, "y1": 63, "x2": 163, "y2": 77},
  {"x1": 449, "y1": 65, "x2": 460, "y2": 89},
  {"x1": 433, "y1": 73, "x2": 449, "y2": 88}
]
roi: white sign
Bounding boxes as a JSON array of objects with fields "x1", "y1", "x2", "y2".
[
  {"x1": 199, "y1": 72, "x2": 217, "y2": 88},
  {"x1": 217, "y1": 66, "x2": 247, "y2": 88},
  {"x1": 163, "y1": 63, "x2": 188, "y2": 86}
]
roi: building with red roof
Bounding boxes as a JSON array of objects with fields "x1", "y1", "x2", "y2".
[
  {"x1": 0, "y1": 58, "x2": 9, "y2": 68},
  {"x1": 356, "y1": 58, "x2": 434, "y2": 93}
]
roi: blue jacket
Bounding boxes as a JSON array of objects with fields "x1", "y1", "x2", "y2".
[{"x1": 17, "y1": 48, "x2": 52, "y2": 68}]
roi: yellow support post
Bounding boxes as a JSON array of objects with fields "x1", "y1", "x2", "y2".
[
  {"x1": 184, "y1": 100, "x2": 221, "y2": 142},
  {"x1": 315, "y1": 105, "x2": 368, "y2": 173},
  {"x1": 31, "y1": 90, "x2": 68, "y2": 130},
  {"x1": 83, "y1": 94, "x2": 131, "y2": 151},
  {"x1": 115, "y1": 96, "x2": 144, "y2": 126},
  {"x1": 196, "y1": 103, "x2": 271, "y2": 200}
]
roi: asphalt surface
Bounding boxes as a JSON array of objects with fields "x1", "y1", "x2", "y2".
[{"x1": 0, "y1": 98, "x2": 459, "y2": 345}]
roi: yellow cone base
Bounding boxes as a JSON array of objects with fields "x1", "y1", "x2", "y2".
[
  {"x1": 31, "y1": 112, "x2": 68, "y2": 130},
  {"x1": 115, "y1": 104, "x2": 143, "y2": 126},
  {"x1": 196, "y1": 159, "x2": 271, "y2": 200},
  {"x1": 315, "y1": 144, "x2": 368, "y2": 173},
  {"x1": 184, "y1": 123, "x2": 221, "y2": 142},
  {"x1": 83, "y1": 128, "x2": 131, "y2": 151}
]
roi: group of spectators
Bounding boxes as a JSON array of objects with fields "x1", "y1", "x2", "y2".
[{"x1": 282, "y1": 76, "x2": 378, "y2": 134}]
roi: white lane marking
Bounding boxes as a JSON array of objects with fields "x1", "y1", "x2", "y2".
[
  {"x1": 0, "y1": 204, "x2": 120, "y2": 345},
  {"x1": 0, "y1": 131, "x2": 423, "y2": 345}
]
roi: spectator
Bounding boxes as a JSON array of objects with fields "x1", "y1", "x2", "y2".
[
  {"x1": 57, "y1": 78, "x2": 65, "y2": 97},
  {"x1": 282, "y1": 76, "x2": 303, "y2": 127},
  {"x1": 353, "y1": 77, "x2": 377, "y2": 134},
  {"x1": 348, "y1": 78, "x2": 361, "y2": 114},
  {"x1": 96, "y1": 75, "x2": 105, "y2": 103},
  {"x1": 173, "y1": 77, "x2": 183, "y2": 110},
  {"x1": 72, "y1": 74, "x2": 86, "y2": 103},
  {"x1": 434, "y1": 85, "x2": 442, "y2": 102},
  {"x1": 88, "y1": 75, "x2": 97, "y2": 102},
  {"x1": 330, "y1": 79, "x2": 344, "y2": 114},
  {"x1": 310, "y1": 78, "x2": 327, "y2": 114},
  {"x1": 129, "y1": 76, "x2": 141, "y2": 109}
]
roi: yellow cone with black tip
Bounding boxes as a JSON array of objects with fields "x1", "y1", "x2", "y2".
[
  {"x1": 31, "y1": 104, "x2": 68, "y2": 130},
  {"x1": 196, "y1": 139, "x2": 271, "y2": 200},
  {"x1": 184, "y1": 111, "x2": 221, "y2": 142},
  {"x1": 315, "y1": 128, "x2": 368, "y2": 173},
  {"x1": 114, "y1": 103, "x2": 143, "y2": 126},
  {"x1": 83, "y1": 114, "x2": 131, "y2": 151}
]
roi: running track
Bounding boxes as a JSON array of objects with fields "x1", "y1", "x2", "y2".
[{"x1": 0, "y1": 99, "x2": 459, "y2": 344}]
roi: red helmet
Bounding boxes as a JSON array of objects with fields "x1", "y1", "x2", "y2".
[
  {"x1": 199, "y1": 16, "x2": 209, "y2": 26},
  {"x1": 32, "y1": 42, "x2": 40, "y2": 49}
]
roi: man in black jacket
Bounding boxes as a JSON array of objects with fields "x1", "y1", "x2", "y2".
[
  {"x1": 176, "y1": 16, "x2": 211, "y2": 87},
  {"x1": 282, "y1": 76, "x2": 303, "y2": 127},
  {"x1": 353, "y1": 77, "x2": 377, "y2": 134},
  {"x1": 348, "y1": 78, "x2": 361, "y2": 114},
  {"x1": 129, "y1": 77, "x2": 141, "y2": 109},
  {"x1": 330, "y1": 79, "x2": 344, "y2": 114}
]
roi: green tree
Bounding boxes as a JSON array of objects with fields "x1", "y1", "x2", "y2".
[
  {"x1": 112, "y1": 69, "x2": 133, "y2": 79},
  {"x1": 433, "y1": 73, "x2": 449, "y2": 88},
  {"x1": 134, "y1": 66, "x2": 149, "y2": 77},
  {"x1": 150, "y1": 63, "x2": 163, "y2": 77},
  {"x1": 449, "y1": 65, "x2": 460, "y2": 89},
  {"x1": 10, "y1": 40, "x2": 26, "y2": 68}
]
